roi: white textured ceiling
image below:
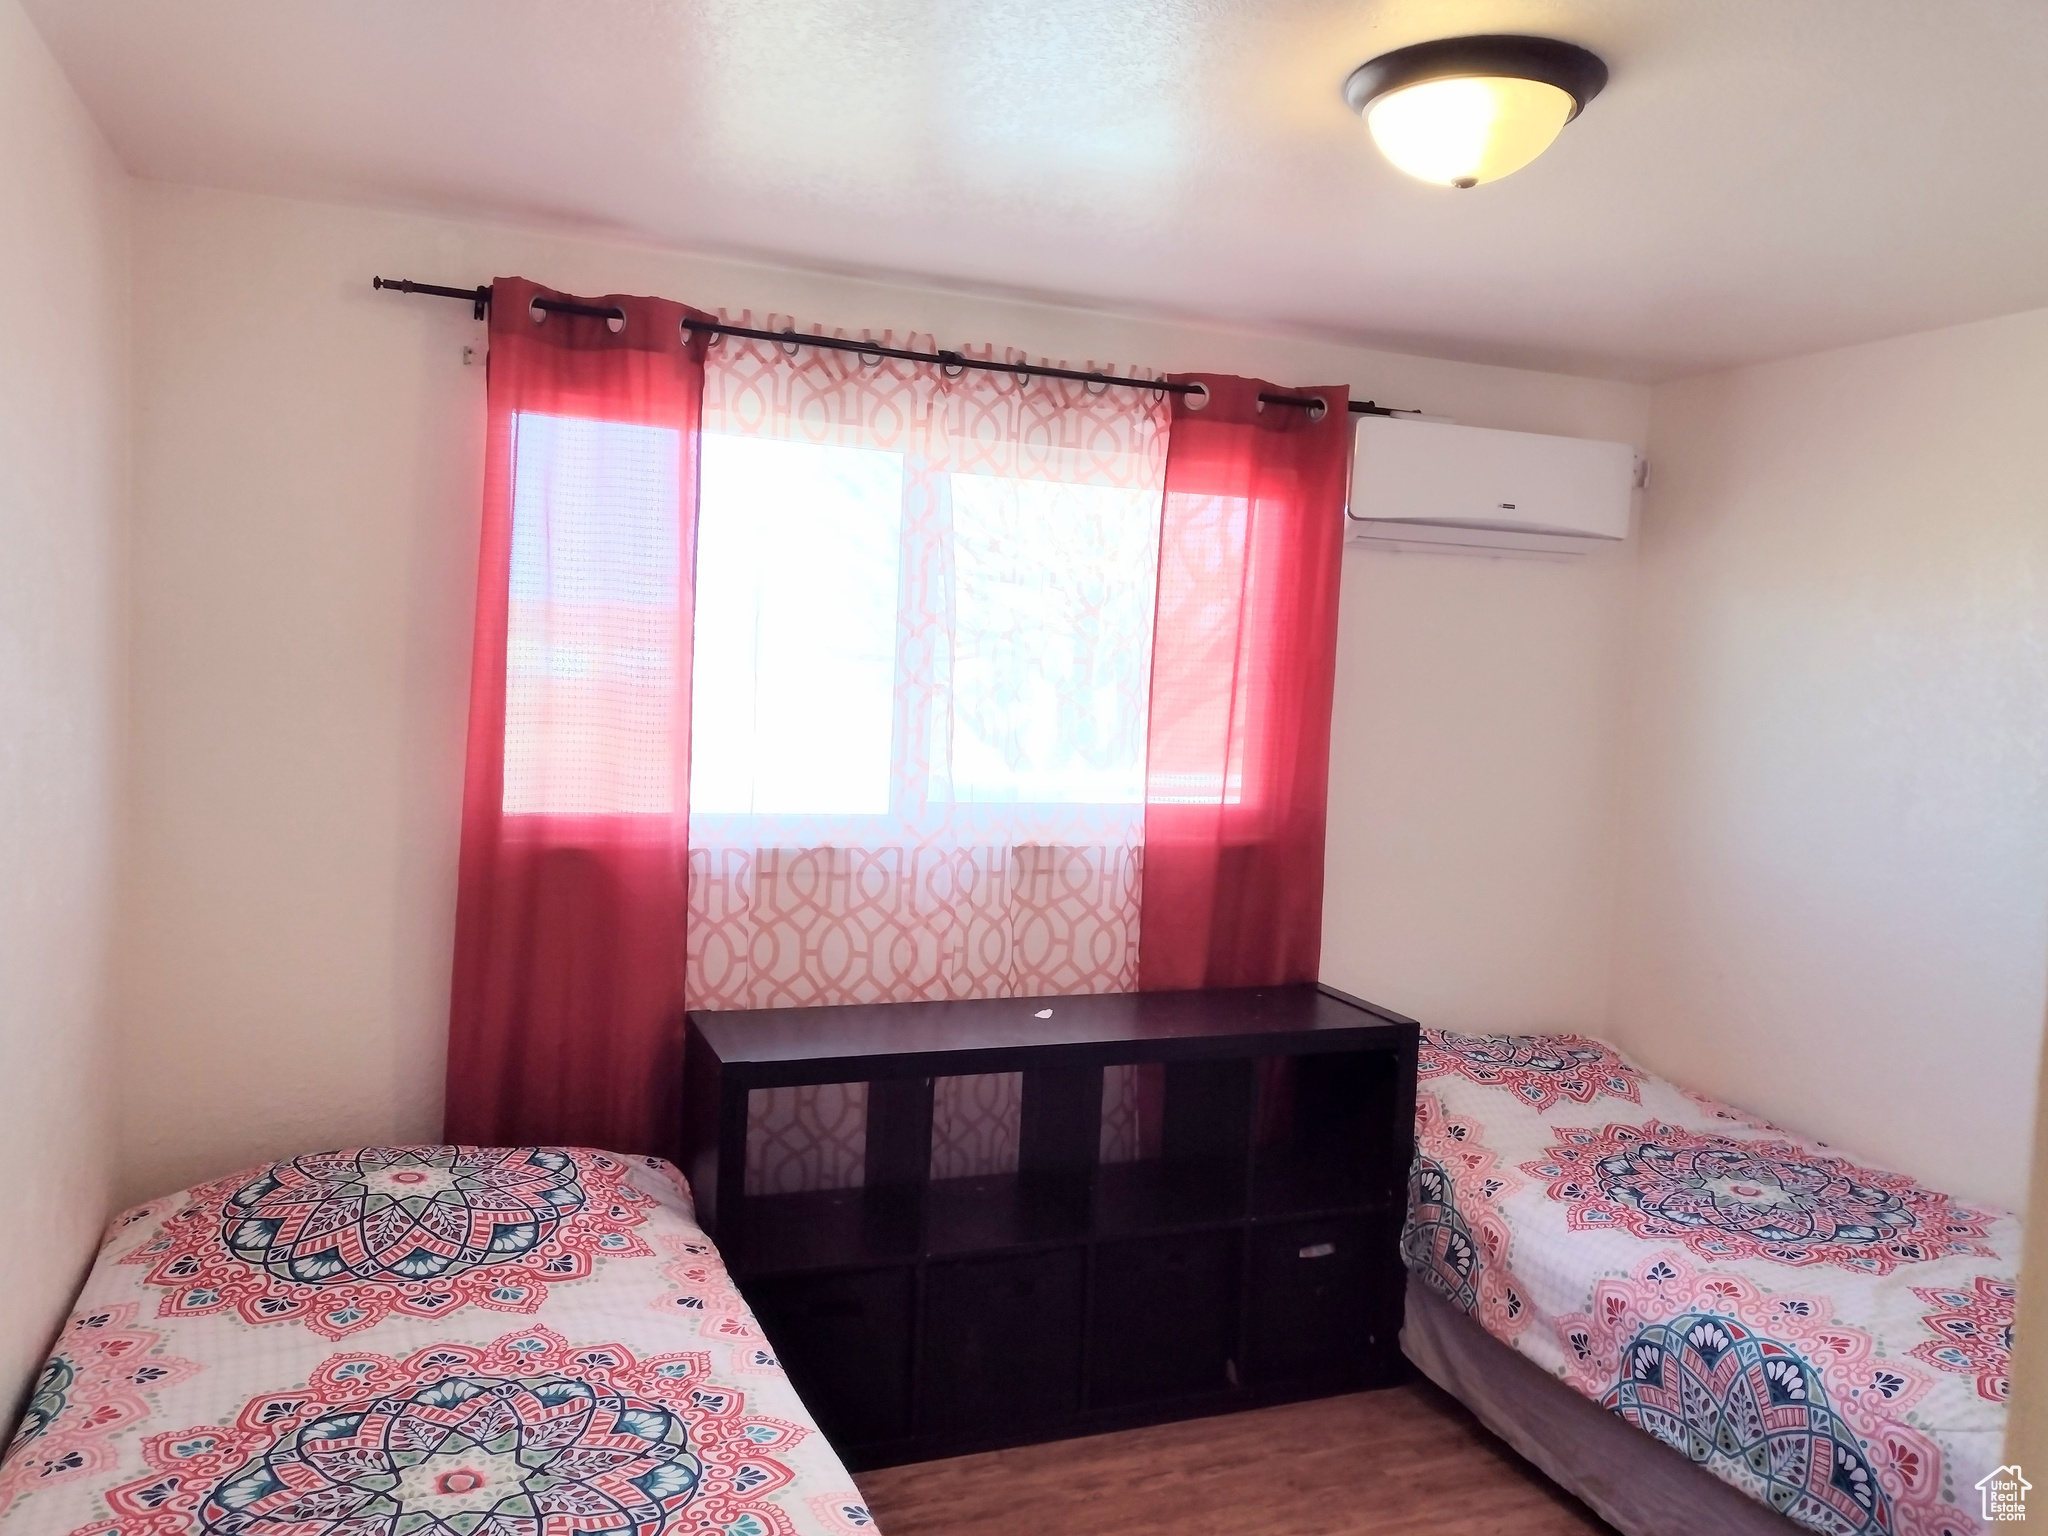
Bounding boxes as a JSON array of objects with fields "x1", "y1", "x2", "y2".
[{"x1": 24, "y1": 0, "x2": 2048, "y2": 381}]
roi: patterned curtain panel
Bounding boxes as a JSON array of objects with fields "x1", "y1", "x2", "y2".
[{"x1": 688, "y1": 319, "x2": 1169, "y2": 1191}]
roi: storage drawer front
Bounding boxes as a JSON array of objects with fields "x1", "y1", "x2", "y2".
[
  {"x1": 1088, "y1": 1230, "x2": 1241, "y2": 1408},
  {"x1": 920, "y1": 1250, "x2": 1085, "y2": 1433},
  {"x1": 1246, "y1": 1214, "x2": 1404, "y2": 1386}
]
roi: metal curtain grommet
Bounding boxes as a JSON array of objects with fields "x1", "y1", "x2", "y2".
[
  {"x1": 1085, "y1": 372, "x2": 1110, "y2": 396},
  {"x1": 606, "y1": 309, "x2": 625, "y2": 334},
  {"x1": 858, "y1": 339, "x2": 884, "y2": 367},
  {"x1": 528, "y1": 297, "x2": 548, "y2": 324},
  {"x1": 778, "y1": 329, "x2": 803, "y2": 359},
  {"x1": 1305, "y1": 395, "x2": 1328, "y2": 422},
  {"x1": 1182, "y1": 380, "x2": 1210, "y2": 411}
]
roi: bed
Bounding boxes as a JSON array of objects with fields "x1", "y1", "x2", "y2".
[
  {"x1": 1401, "y1": 1031, "x2": 2020, "y2": 1536},
  {"x1": 0, "y1": 1147, "x2": 876, "y2": 1536}
]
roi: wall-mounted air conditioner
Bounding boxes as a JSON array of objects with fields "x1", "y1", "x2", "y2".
[{"x1": 1346, "y1": 415, "x2": 1640, "y2": 556}]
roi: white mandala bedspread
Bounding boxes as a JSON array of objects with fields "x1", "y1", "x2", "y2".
[
  {"x1": 0, "y1": 1148, "x2": 875, "y2": 1536},
  {"x1": 1404, "y1": 1032, "x2": 2018, "y2": 1536}
]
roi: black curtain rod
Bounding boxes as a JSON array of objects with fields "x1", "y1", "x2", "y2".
[{"x1": 371, "y1": 278, "x2": 1409, "y2": 418}]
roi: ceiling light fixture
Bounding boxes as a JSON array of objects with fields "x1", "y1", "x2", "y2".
[{"x1": 1345, "y1": 35, "x2": 1607, "y2": 188}]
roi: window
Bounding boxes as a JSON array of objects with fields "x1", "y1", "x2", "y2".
[
  {"x1": 689, "y1": 435, "x2": 904, "y2": 817},
  {"x1": 688, "y1": 439, "x2": 1160, "y2": 846},
  {"x1": 946, "y1": 473, "x2": 1160, "y2": 807},
  {"x1": 505, "y1": 411, "x2": 1168, "y2": 837},
  {"x1": 503, "y1": 413, "x2": 681, "y2": 817}
]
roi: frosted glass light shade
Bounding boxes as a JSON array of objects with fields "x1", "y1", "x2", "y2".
[
  {"x1": 1344, "y1": 36, "x2": 1607, "y2": 190},
  {"x1": 1366, "y1": 75, "x2": 1576, "y2": 187}
]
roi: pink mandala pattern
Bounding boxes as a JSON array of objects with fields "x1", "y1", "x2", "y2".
[
  {"x1": 651, "y1": 1236, "x2": 776, "y2": 1367},
  {"x1": 71, "y1": 1328, "x2": 811, "y2": 1536},
  {"x1": 1910, "y1": 1275, "x2": 2015, "y2": 1402},
  {"x1": 127, "y1": 1147, "x2": 656, "y2": 1340},
  {"x1": 1418, "y1": 1031, "x2": 1643, "y2": 1112},
  {"x1": 1556, "y1": 1254, "x2": 1955, "y2": 1536},
  {"x1": 631, "y1": 1156, "x2": 696, "y2": 1208},
  {"x1": 1523, "y1": 1122, "x2": 1996, "y2": 1275},
  {"x1": 1403, "y1": 1094, "x2": 1530, "y2": 1342},
  {"x1": 803, "y1": 1492, "x2": 879, "y2": 1531},
  {"x1": 0, "y1": 1304, "x2": 200, "y2": 1517},
  {"x1": 1681, "y1": 1087, "x2": 1787, "y2": 1134}
]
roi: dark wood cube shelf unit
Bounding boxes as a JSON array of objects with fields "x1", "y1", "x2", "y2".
[{"x1": 681, "y1": 983, "x2": 1419, "y2": 1469}]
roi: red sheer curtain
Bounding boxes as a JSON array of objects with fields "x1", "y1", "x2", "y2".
[
  {"x1": 445, "y1": 278, "x2": 710, "y2": 1156},
  {"x1": 1139, "y1": 374, "x2": 1351, "y2": 990}
]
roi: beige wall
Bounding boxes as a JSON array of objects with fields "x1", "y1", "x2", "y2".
[
  {"x1": 1614, "y1": 310, "x2": 2048, "y2": 1211},
  {"x1": 0, "y1": 0, "x2": 130, "y2": 1418},
  {"x1": 1330, "y1": 545, "x2": 1634, "y2": 1035},
  {"x1": 117, "y1": 181, "x2": 1648, "y2": 1204}
]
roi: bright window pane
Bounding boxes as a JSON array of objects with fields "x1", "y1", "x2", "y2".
[
  {"x1": 689, "y1": 435, "x2": 904, "y2": 816},
  {"x1": 504, "y1": 413, "x2": 680, "y2": 815},
  {"x1": 948, "y1": 473, "x2": 1161, "y2": 804}
]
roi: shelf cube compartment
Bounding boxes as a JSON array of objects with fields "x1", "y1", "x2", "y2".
[
  {"x1": 1094, "y1": 1058, "x2": 1253, "y2": 1234},
  {"x1": 1251, "y1": 1050, "x2": 1406, "y2": 1216}
]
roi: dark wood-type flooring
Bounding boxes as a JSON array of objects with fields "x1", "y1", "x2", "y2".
[{"x1": 854, "y1": 1381, "x2": 1616, "y2": 1536}]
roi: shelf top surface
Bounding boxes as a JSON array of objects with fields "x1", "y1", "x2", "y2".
[{"x1": 688, "y1": 983, "x2": 1415, "y2": 1070}]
